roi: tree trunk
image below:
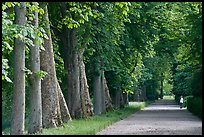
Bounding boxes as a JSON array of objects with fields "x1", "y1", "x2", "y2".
[
  {"x1": 141, "y1": 84, "x2": 147, "y2": 101},
  {"x1": 114, "y1": 91, "x2": 121, "y2": 109},
  {"x1": 40, "y1": 4, "x2": 70, "y2": 128},
  {"x1": 79, "y1": 49, "x2": 94, "y2": 117},
  {"x1": 28, "y1": 3, "x2": 42, "y2": 134},
  {"x1": 133, "y1": 91, "x2": 137, "y2": 101},
  {"x1": 87, "y1": 53, "x2": 113, "y2": 113},
  {"x1": 63, "y1": 28, "x2": 82, "y2": 119},
  {"x1": 66, "y1": 28, "x2": 82, "y2": 119},
  {"x1": 160, "y1": 79, "x2": 164, "y2": 99},
  {"x1": 93, "y1": 59, "x2": 103, "y2": 115},
  {"x1": 57, "y1": 81, "x2": 72, "y2": 123},
  {"x1": 122, "y1": 92, "x2": 129, "y2": 106},
  {"x1": 120, "y1": 91, "x2": 125, "y2": 108},
  {"x1": 93, "y1": 58, "x2": 112, "y2": 114},
  {"x1": 100, "y1": 70, "x2": 106, "y2": 113},
  {"x1": 103, "y1": 77, "x2": 113, "y2": 112},
  {"x1": 58, "y1": 3, "x2": 93, "y2": 119},
  {"x1": 11, "y1": 2, "x2": 26, "y2": 135}
]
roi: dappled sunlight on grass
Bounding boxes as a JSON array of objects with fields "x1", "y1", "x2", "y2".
[
  {"x1": 36, "y1": 103, "x2": 146, "y2": 135},
  {"x1": 2, "y1": 101, "x2": 150, "y2": 135},
  {"x1": 163, "y1": 95, "x2": 175, "y2": 100}
]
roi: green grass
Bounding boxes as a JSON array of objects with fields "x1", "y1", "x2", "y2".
[
  {"x1": 163, "y1": 95, "x2": 175, "y2": 100},
  {"x1": 2, "y1": 101, "x2": 151, "y2": 135}
]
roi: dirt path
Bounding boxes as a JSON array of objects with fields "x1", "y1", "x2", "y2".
[{"x1": 96, "y1": 99, "x2": 202, "y2": 135}]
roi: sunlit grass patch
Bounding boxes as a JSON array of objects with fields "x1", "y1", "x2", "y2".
[
  {"x1": 2, "y1": 101, "x2": 149, "y2": 135},
  {"x1": 37, "y1": 102, "x2": 147, "y2": 135},
  {"x1": 163, "y1": 95, "x2": 175, "y2": 100}
]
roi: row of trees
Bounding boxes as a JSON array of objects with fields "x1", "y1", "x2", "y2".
[{"x1": 2, "y1": 2, "x2": 202, "y2": 135}]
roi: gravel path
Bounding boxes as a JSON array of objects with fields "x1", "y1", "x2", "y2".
[{"x1": 96, "y1": 99, "x2": 202, "y2": 135}]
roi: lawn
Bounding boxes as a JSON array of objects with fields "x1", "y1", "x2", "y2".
[{"x1": 2, "y1": 101, "x2": 152, "y2": 135}]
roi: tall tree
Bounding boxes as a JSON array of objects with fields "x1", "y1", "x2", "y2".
[
  {"x1": 89, "y1": 2, "x2": 131, "y2": 110},
  {"x1": 78, "y1": 24, "x2": 94, "y2": 117},
  {"x1": 52, "y1": 2, "x2": 95, "y2": 118},
  {"x1": 103, "y1": 77, "x2": 113, "y2": 111},
  {"x1": 40, "y1": 3, "x2": 71, "y2": 128},
  {"x1": 28, "y1": 2, "x2": 42, "y2": 134},
  {"x1": 11, "y1": 2, "x2": 26, "y2": 135},
  {"x1": 93, "y1": 57, "x2": 105, "y2": 114},
  {"x1": 79, "y1": 51, "x2": 94, "y2": 117},
  {"x1": 64, "y1": 27, "x2": 82, "y2": 118}
]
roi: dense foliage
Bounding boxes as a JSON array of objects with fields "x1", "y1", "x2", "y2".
[
  {"x1": 2, "y1": 2, "x2": 202, "y2": 134},
  {"x1": 186, "y1": 96, "x2": 202, "y2": 119}
]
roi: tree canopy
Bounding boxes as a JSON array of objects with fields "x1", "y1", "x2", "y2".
[{"x1": 2, "y1": 2, "x2": 202, "y2": 134}]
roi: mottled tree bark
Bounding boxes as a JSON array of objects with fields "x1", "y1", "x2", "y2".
[
  {"x1": 103, "y1": 77, "x2": 113, "y2": 112},
  {"x1": 40, "y1": 4, "x2": 71, "y2": 128},
  {"x1": 79, "y1": 49, "x2": 94, "y2": 117},
  {"x1": 28, "y1": 3, "x2": 42, "y2": 134},
  {"x1": 93, "y1": 59, "x2": 111, "y2": 115},
  {"x1": 66, "y1": 28, "x2": 82, "y2": 119},
  {"x1": 58, "y1": 3, "x2": 93, "y2": 119},
  {"x1": 93, "y1": 58, "x2": 113, "y2": 114},
  {"x1": 60, "y1": 27, "x2": 83, "y2": 119},
  {"x1": 57, "y1": 81, "x2": 72, "y2": 123},
  {"x1": 11, "y1": 2, "x2": 26, "y2": 135}
]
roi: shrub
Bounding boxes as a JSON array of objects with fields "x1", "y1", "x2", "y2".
[{"x1": 186, "y1": 96, "x2": 202, "y2": 119}]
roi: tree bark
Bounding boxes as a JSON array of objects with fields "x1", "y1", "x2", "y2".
[
  {"x1": 59, "y1": 25, "x2": 84, "y2": 119},
  {"x1": 91, "y1": 52, "x2": 114, "y2": 113},
  {"x1": 11, "y1": 2, "x2": 26, "y2": 135},
  {"x1": 93, "y1": 59, "x2": 110, "y2": 114},
  {"x1": 40, "y1": 4, "x2": 71, "y2": 128},
  {"x1": 122, "y1": 92, "x2": 129, "y2": 106},
  {"x1": 103, "y1": 77, "x2": 113, "y2": 112},
  {"x1": 93, "y1": 59, "x2": 103, "y2": 115},
  {"x1": 28, "y1": 3, "x2": 42, "y2": 134},
  {"x1": 66, "y1": 28, "x2": 82, "y2": 119},
  {"x1": 79, "y1": 49, "x2": 94, "y2": 117},
  {"x1": 120, "y1": 91, "x2": 125, "y2": 108},
  {"x1": 160, "y1": 79, "x2": 164, "y2": 99},
  {"x1": 57, "y1": 3, "x2": 94, "y2": 118},
  {"x1": 140, "y1": 84, "x2": 147, "y2": 101},
  {"x1": 57, "y1": 81, "x2": 72, "y2": 123},
  {"x1": 100, "y1": 70, "x2": 106, "y2": 113},
  {"x1": 114, "y1": 90, "x2": 121, "y2": 109}
]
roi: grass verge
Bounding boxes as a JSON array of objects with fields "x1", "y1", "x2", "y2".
[{"x1": 2, "y1": 101, "x2": 152, "y2": 135}]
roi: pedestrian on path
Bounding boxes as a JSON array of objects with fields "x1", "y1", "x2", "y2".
[{"x1": 180, "y1": 96, "x2": 184, "y2": 109}]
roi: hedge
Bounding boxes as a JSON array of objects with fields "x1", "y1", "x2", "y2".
[{"x1": 186, "y1": 96, "x2": 202, "y2": 119}]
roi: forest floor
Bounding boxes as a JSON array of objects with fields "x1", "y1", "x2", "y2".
[{"x1": 96, "y1": 99, "x2": 202, "y2": 135}]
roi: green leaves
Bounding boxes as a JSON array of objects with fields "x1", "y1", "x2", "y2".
[
  {"x1": 2, "y1": 59, "x2": 12, "y2": 83},
  {"x1": 2, "y1": 2, "x2": 48, "y2": 84},
  {"x1": 23, "y1": 67, "x2": 33, "y2": 75},
  {"x1": 2, "y1": 2, "x2": 18, "y2": 11},
  {"x1": 3, "y1": 41, "x2": 13, "y2": 51},
  {"x1": 171, "y1": 2, "x2": 202, "y2": 98},
  {"x1": 35, "y1": 70, "x2": 48, "y2": 80},
  {"x1": 22, "y1": 68, "x2": 48, "y2": 80},
  {"x1": 2, "y1": 2, "x2": 201, "y2": 102},
  {"x1": 60, "y1": 2, "x2": 100, "y2": 29},
  {"x1": 62, "y1": 16, "x2": 80, "y2": 29}
]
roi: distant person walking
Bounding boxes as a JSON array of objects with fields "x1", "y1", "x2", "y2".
[{"x1": 180, "y1": 96, "x2": 184, "y2": 109}]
